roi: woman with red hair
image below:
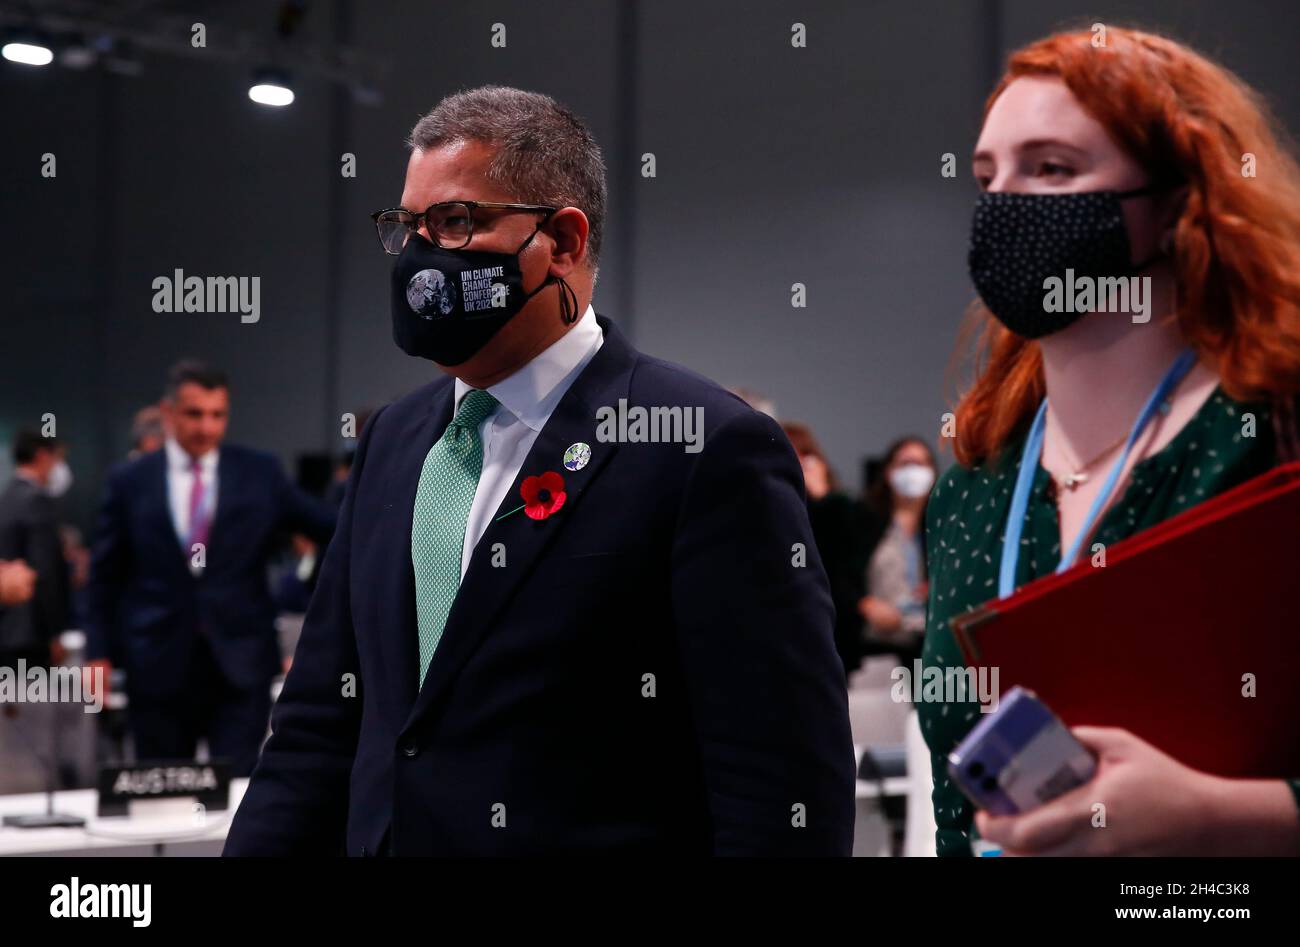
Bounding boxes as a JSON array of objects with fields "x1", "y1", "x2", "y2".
[{"x1": 920, "y1": 26, "x2": 1300, "y2": 855}]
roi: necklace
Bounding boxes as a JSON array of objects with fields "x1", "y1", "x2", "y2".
[
  {"x1": 1048, "y1": 421, "x2": 1133, "y2": 492},
  {"x1": 1000, "y1": 349, "x2": 1196, "y2": 596}
]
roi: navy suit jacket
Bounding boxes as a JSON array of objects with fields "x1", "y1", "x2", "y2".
[
  {"x1": 86, "y1": 444, "x2": 335, "y2": 699},
  {"x1": 224, "y1": 316, "x2": 855, "y2": 856}
]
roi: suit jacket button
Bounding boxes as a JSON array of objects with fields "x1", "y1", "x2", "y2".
[{"x1": 401, "y1": 744, "x2": 419, "y2": 758}]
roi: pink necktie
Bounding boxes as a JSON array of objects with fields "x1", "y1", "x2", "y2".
[{"x1": 188, "y1": 458, "x2": 210, "y2": 548}]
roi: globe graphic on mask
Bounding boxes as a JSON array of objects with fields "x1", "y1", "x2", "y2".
[{"x1": 406, "y1": 268, "x2": 458, "y2": 319}]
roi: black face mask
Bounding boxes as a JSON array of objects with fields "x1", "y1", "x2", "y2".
[
  {"x1": 967, "y1": 185, "x2": 1164, "y2": 339},
  {"x1": 390, "y1": 228, "x2": 578, "y2": 366}
]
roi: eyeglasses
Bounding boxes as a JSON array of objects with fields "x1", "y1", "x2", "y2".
[{"x1": 370, "y1": 200, "x2": 558, "y2": 254}]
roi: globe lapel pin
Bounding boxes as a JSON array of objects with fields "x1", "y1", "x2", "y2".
[{"x1": 563, "y1": 442, "x2": 591, "y2": 472}]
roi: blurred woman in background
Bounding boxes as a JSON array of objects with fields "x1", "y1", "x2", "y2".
[{"x1": 859, "y1": 437, "x2": 936, "y2": 664}]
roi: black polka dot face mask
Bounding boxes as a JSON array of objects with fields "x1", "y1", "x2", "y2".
[{"x1": 966, "y1": 186, "x2": 1163, "y2": 339}]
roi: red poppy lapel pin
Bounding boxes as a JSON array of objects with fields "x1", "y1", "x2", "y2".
[{"x1": 496, "y1": 470, "x2": 567, "y2": 522}]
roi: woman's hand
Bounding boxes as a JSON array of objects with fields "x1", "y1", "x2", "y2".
[
  {"x1": 859, "y1": 595, "x2": 901, "y2": 632},
  {"x1": 974, "y1": 726, "x2": 1300, "y2": 856}
]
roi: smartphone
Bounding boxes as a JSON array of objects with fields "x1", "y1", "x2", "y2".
[{"x1": 947, "y1": 686, "x2": 1096, "y2": 816}]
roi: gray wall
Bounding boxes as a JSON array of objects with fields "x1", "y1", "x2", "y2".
[
  {"x1": 2, "y1": 0, "x2": 1298, "y2": 529},
  {"x1": 629, "y1": 0, "x2": 995, "y2": 484}
]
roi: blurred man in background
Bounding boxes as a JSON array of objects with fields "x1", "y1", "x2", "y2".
[
  {"x1": 85, "y1": 359, "x2": 336, "y2": 776},
  {"x1": 0, "y1": 556, "x2": 41, "y2": 792},
  {"x1": 0, "y1": 431, "x2": 73, "y2": 793},
  {"x1": 0, "y1": 430, "x2": 72, "y2": 667}
]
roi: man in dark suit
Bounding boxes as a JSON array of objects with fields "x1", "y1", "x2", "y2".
[
  {"x1": 0, "y1": 430, "x2": 71, "y2": 666},
  {"x1": 86, "y1": 361, "x2": 336, "y2": 776},
  {"x1": 0, "y1": 431, "x2": 76, "y2": 795},
  {"x1": 0, "y1": 552, "x2": 41, "y2": 794},
  {"x1": 225, "y1": 86, "x2": 854, "y2": 856}
]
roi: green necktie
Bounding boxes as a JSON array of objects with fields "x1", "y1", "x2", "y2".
[{"x1": 412, "y1": 388, "x2": 499, "y2": 686}]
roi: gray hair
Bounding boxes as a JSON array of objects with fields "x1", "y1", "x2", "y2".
[{"x1": 407, "y1": 85, "x2": 607, "y2": 267}]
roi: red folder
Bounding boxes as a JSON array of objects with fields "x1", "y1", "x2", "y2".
[{"x1": 951, "y1": 461, "x2": 1300, "y2": 779}]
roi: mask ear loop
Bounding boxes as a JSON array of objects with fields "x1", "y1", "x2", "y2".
[
  {"x1": 517, "y1": 219, "x2": 581, "y2": 325},
  {"x1": 1117, "y1": 183, "x2": 1181, "y2": 272},
  {"x1": 1115, "y1": 183, "x2": 1167, "y2": 200},
  {"x1": 520, "y1": 270, "x2": 579, "y2": 324},
  {"x1": 556, "y1": 276, "x2": 579, "y2": 325}
]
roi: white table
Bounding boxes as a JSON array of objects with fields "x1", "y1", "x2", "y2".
[
  {"x1": 1, "y1": 760, "x2": 908, "y2": 856},
  {"x1": 0, "y1": 778, "x2": 248, "y2": 856}
]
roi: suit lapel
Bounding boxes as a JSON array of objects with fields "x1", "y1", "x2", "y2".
[
  {"x1": 149, "y1": 452, "x2": 191, "y2": 565},
  {"x1": 402, "y1": 316, "x2": 637, "y2": 731},
  {"x1": 204, "y1": 448, "x2": 237, "y2": 560},
  {"x1": 377, "y1": 380, "x2": 456, "y2": 724}
]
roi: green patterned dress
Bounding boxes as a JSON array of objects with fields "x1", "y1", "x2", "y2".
[{"x1": 918, "y1": 389, "x2": 1299, "y2": 856}]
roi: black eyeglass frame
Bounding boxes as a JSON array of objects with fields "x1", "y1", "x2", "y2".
[{"x1": 369, "y1": 200, "x2": 559, "y2": 254}]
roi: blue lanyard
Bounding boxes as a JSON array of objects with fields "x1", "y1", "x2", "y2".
[{"x1": 997, "y1": 349, "x2": 1197, "y2": 599}]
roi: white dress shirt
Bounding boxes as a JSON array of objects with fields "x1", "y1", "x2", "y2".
[
  {"x1": 453, "y1": 304, "x2": 604, "y2": 579},
  {"x1": 164, "y1": 437, "x2": 219, "y2": 553}
]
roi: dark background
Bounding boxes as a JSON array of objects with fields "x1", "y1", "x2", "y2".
[{"x1": 3, "y1": 0, "x2": 1298, "y2": 531}]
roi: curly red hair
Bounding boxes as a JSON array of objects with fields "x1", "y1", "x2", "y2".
[{"x1": 950, "y1": 26, "x2": 1300, "y2": 467}]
